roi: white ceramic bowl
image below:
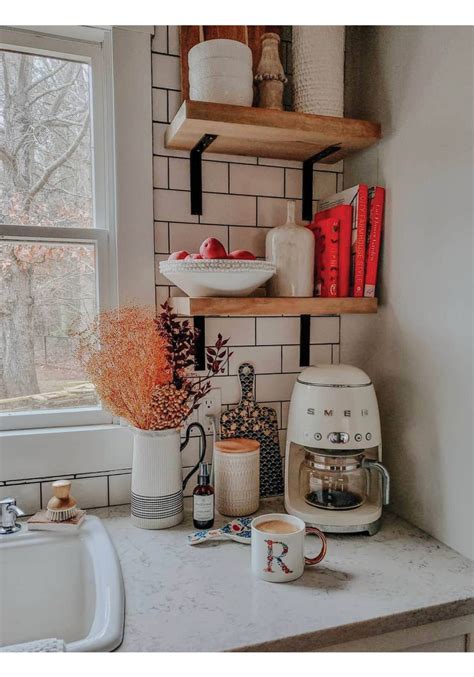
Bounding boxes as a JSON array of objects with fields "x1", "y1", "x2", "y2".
[
  {"x1": 159, "y1": 259, "x2": 276, "y2": 297},
  {"x1": 188, "y1": 39, "x2": 253, "y2": 106},
  {"x1": 188, "y1": 39, "x2": 253, "y2": 68}
]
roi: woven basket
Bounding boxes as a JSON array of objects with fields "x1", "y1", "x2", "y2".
[{"x1": 293, "y1": 26, "x2": 345, "y2": 117}]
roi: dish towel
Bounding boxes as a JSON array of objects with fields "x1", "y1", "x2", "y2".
[{"x1": 0, "y1": 638, "x2": 66, "y2": 652}]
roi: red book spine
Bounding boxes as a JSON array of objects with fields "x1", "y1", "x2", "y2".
[
  {"x1": 353, "y1": 184, "x2": 369, "y2": 297},
  {"x1": 314, "y1": 205, "x2": 352, "y2": 297},
  {"x1": 318, "y1": 218, "x2": 340, "y2": 297},
  {"x1": 364, "y1": 187, "x2": 385, "y2": 297}
]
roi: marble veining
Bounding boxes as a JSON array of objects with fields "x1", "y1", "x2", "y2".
[{"x1": 91, "y1": 499, "x2": 474, "y2": 652}]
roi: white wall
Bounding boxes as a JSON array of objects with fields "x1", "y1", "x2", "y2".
[{"x1": 343, "y1": 26, "x2": 473, "y2": 558}]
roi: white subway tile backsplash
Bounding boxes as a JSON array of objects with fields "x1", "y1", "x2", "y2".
[
  {"x1": 152, "y1": 26, "x2": 167, "y2": 53},
  {"x1": 311, "y1": 316, "x2": 340, "y2": 344},
  {"x1": 0, "y1": 483, "x2": 40, "y2": 516},
  {"x1": 210, "y1": 375, "x2": 241, "y2": 405},
  {"x1": 256, "y1": 373, "x2": 296, "y2": 402},
  {"x1": 201, "y1": 193, "x2": 256, "y2": 226},
  {"x1": 169, "y1": 222, "x2": 228, "y2": 254},
  {"x1": 332, "y1": 344, "x2": 340, "y2": 364},
  {"x1": 156, "y1": 286, "x2": 170, "y2": 306},
  {"x1": 168, "y1": 90, "x2": 182, "y2": 120},
  {"x1": 152, "y1": 53, "x2": 180, "y2": 90},
  {"x1": 155, "y1": 253, "x2": 171, "y2": 285},
  {"x1": 152, "y1": 88, "x2": 168, "y2": 122},
  {"x1": 167, "y1": 26, "x2": 180, "y2": 56},
  {"x1": 229, "y1": 346, "x2": 281, "y2": 375},
  {"x1": 285, "y1": 169, "x2": 338, "y2": 201},
  {"x1": 154, "y1": 221, "x2": 169, "y2": 253},
  {"x1": 257, "y1": 317, "x2": 300, "y2": 345},
  {"x1": 228, "y1": 226, "x2": 270, "y2": 258},
  {"x1": 282, "y1": 344, "x2": 332, "y2": 373},
  {"x1": 109, "y1": 474, "x2": 131, "y2": 506},
  {"x1": 205, "y1": 317, "x2": 255, "y2": 347},
  {"x1": 153, "y1": 156, "x2": 168, "y2": 189},
  {"x1": 230, "y1": 164, "x2": 284, "y2": 197},
  {"x1": 281, "y1": 401, "x2": 290, "y2": 429},
  {"x1": 41, "y1": 477, "x2": 108, "y2": 510},
  {"x1": 258, "y1": 157, "x2": 302, "y2": 169},
  {"x1": 257, "y1": 196, "x2": 303, "y2": 227},
  {"x1": 154, "y1": 189, "x2": 198, "y2": 223},
  {"x1": 169, "y1": 158, "x2": 228, "y2": 193}
]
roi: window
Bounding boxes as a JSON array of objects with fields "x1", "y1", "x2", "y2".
[{"x1": 0, "y1": 27, "x2": 116, "y2": 430}]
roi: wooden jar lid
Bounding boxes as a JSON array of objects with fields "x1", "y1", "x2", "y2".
[{"x1": 215, "y1": 438, "x2": 260, "y2": 454}]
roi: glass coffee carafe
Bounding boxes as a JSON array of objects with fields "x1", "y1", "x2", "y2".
[{"x1": 299, "y1": 448, "x2": 390, "y2": 510}]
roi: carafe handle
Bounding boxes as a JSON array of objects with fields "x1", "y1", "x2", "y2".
[
  {"x1": 363, "y1": 458, "x2": 390, "y2": 505},
  {"x1": 181, "y1": 422, "x2": 207, "y2": 489}
]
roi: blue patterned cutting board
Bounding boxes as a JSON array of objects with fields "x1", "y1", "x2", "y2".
[{"x1": 220, "y1": 362, "x2": 284, "y2": 497}]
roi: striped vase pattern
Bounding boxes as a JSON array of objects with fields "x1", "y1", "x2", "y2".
[{"x1": 131, "y1": 428, "x2": 184, "y2": 529}]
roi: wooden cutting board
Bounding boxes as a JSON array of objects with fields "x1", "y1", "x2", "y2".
[
  {"x1": 179, "y1": 26, "x2": 283, "y2": 102},
  {"x1": 220, "y1": 362, "x2": 284, "y2": 497}
]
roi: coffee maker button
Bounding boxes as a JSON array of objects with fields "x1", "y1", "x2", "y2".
[
  {"x1": 314, "y1": 433, "x2": 322, "y2": 441},
  {"x1": 366, "y1": 432, "x2": 372, "y2": 441},
  {"x1": 328, "y1": 432, "x2": 350, "y2": 444},
  {"x1": 355, "y1": 433, "x2": 362, "y2": 442}
]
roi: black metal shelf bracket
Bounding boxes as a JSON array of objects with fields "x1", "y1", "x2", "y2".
[
  {"x1": 302, "y1": 144, "x2": 342, "y2": 221},
  {"x1": 190, "y1": 134, "x2": 218, "y2": 215},
  {"x1": 299, "y1": 314, "x2": 311, "y2": 367},
  {"x1": 194, "y1": 315, "x2": 206, "y2": 371}
]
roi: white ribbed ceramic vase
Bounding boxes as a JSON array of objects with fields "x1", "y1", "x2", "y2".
[
  {"x1": 131, "y1": 424, "x2": 206, "y2": 530},
  {"x1": 293, "y1": 26, "x2": 345, "y2": 117}
]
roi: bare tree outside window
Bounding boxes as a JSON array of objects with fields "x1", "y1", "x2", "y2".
[{"x1": 0, "y1": 50, "x2": 99, "y2": 413}]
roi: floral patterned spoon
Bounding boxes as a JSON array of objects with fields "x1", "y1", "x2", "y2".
[{"x1": 188, "y1": 516, "x2": 252, "y2": 545}]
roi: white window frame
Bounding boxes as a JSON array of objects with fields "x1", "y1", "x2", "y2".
[{"x1": 0, "y1": 26, "x2": 155, "y2": 439}]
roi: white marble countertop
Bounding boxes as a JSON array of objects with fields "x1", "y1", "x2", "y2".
[{"x1": 92, "y1": 499, "x2": 474, "y2": 652}]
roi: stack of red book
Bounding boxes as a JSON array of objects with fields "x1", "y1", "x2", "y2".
[{"x1": 307, "y1": 185, "x2": 385, "y2": 298}]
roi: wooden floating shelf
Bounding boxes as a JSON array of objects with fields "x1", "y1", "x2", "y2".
[
  {"x1": 171, "y1": 296, "x2": 378, "y2": 318},
  {"x1": 165, "y1": 100, "x2": 381, "y2": 163}
]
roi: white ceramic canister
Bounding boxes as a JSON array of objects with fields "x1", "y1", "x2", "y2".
[
  {"x1": 292, "y1": 26, "x2": 345, "y2": 117},
  {"x1": 214, "y1": 438, "x2": 260, "y2": 516},
  {"x1": 265, "y1": 200, "x2": 315, "y2": 297},
  {"x1": 188, "y1": 39, "x2": 254, "y2": 106}
]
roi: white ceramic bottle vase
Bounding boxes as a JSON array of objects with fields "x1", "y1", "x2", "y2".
[
  {"x1": 131, "y1": 423, "x2": 206, "y2": 530},
  {"x1": 265, "y1": 200, "x2": 315, "y2": 297}
]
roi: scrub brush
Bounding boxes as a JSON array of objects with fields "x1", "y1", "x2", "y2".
[{"x1": 46, "y1": 480, "x2": 78, "y2": 521}]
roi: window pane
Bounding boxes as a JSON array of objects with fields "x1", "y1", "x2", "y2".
[
  {"x1": 0, "y1": 240, "x2": 99, "y2": 412},
  {"x1": 0, "y1": 50, "x2": 93, "y2": 228}
]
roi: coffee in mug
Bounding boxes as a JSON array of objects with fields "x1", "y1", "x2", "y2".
[
  {"x1": 255, "y1": 519, "x2": 299, "y2": 534},
  {"x1": 251, "y1": 513, "x2": 327, "y2": 583}
]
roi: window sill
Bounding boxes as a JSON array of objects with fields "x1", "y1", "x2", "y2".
[{"x1": 0, "y1": 423, "x2": 133, "y2": 483}]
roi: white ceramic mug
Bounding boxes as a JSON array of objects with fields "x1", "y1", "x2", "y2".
[{"x1": 251, "y1": 513, "x2": 327, "y2": 583}]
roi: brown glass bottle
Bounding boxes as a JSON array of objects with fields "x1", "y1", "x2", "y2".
[{"x1": 193, "y1": 462, "x2": 214, "y2": 529}]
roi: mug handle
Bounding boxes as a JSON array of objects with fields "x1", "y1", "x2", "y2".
[{"x1": 304, "y1": 526, "x2": 327, "y2": 565}]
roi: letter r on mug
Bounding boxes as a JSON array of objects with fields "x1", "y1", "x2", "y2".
[{"x1": 264, "y1": 539, "x2": 293, "y2": 575}]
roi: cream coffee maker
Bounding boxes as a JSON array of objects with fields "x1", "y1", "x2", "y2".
[{"x1": 285, "y1": 364, "x2": 389, "y2": 535}]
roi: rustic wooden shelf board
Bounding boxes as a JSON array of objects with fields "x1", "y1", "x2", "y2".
[
  {"x1": 165, "y1": 100, "x2": 381, "y2": 163},
  {"x1": 171, "y1": 297, "x2": 378, "y2": 317}
]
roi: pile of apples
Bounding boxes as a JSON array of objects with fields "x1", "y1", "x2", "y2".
[{"x1": 168, "y1": 237, "x2": 256, "y2": 261}]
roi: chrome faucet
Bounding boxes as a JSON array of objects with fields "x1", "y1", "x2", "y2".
[{"x1": 0, "y1": 497, "x2": 25, "y2": 534}]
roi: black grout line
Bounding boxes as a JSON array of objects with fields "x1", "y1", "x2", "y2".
[{"x1": 107, "y1": 475, "x2": 110, "y2": 507}]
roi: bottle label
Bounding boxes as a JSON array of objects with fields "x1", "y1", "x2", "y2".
[{"x1": 193, "y1": 495, "x2": 214, "y2": 521}]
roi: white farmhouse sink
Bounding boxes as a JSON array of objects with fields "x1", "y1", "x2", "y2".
[{"x1": 0, "y1": 516, "x2": 124, "y2": 651}]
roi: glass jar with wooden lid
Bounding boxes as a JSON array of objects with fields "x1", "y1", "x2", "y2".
[{"x1": 214, "y1": 438, "x2": 260, "y2": 516}]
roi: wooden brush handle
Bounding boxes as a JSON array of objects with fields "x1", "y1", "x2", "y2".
[{"x1": 52, "y1": 480, "x2": 72, "y2": 500}]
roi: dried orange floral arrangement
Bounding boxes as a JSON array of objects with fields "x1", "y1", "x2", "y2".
[{"x1": 75, "y1": 302, "x2": 231, "y2": 430}]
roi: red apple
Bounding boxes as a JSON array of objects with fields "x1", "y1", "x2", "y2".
[
  {"x1": 168, "y1": 250, "x2": 189, "y2": 260},
  {"x1": 184, "y1": 253, "x2": 203, "y2": 260},
  {"x1": 199, "y1": 237, "x2": 228, "y2": 259},
  {"x1": 228, "y1": 249, "x2": 256, "y2": 260}
]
